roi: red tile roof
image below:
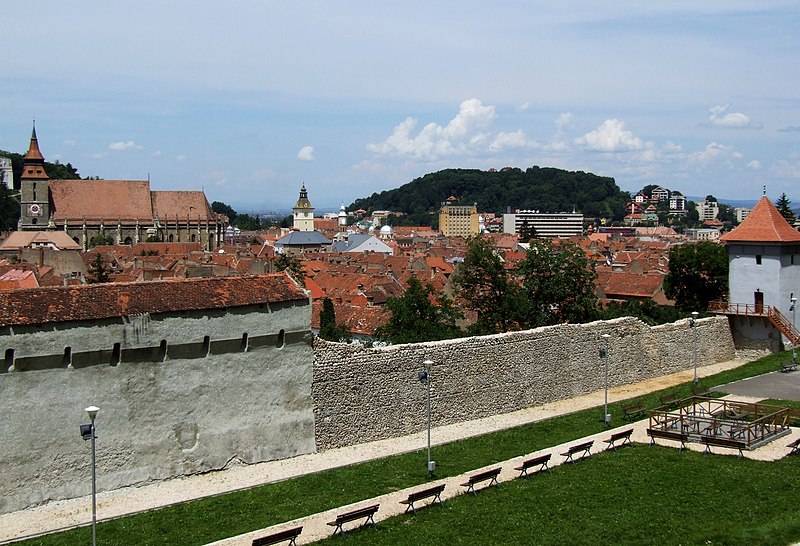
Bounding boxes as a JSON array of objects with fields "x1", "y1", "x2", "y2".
[
  {"x1": 50, "y1": 180, "x2": 154, "y2": 222},
  {"x1": 151, "y1": 191, "x2": 216, "y2": 221},
  {"x1": 0, "y1": 274, "x2": 307, "y2": 327},
  {"x1": 720, "y1": 196, "x2": 800, "y2": 243}
]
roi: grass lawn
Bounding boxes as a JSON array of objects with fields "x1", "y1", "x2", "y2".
[
  {"x1": 17, "y1": 351, "x2": 798, "y2": 546},
  {"x1": 316, "y1": 446, "x2": 800, "y2": 546}
]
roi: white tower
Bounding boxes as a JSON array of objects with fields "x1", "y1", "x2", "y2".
[
  {"x1": 0, "y1": 158, "x2": 12, "y2": 188},
  {"x1": 292, "y1": 183, "x2": 315, "y2": 232}
]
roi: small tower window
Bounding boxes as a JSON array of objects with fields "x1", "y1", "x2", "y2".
[{"x1": 756, "y1": 255, "x2": 762, "y2": 265}]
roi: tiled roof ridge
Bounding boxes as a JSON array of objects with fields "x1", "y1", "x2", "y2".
[
  {"x1": 0, "y1": 274, "x2": 307, "y2": 327},
  {"x1": 720, "y1": 196, "x2": 800, "y2": 243}
]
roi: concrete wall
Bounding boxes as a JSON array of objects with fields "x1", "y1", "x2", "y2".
[
  {"x1": 313, "y1": 316, "x2": 735, "y2": 450},
  {"x1": 0, "y1": 302, "x2": 315, "y2": 515}
]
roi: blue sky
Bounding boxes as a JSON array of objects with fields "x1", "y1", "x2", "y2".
[{"x1": 2, "y1": 2, "x2": 799, "y2": 211}]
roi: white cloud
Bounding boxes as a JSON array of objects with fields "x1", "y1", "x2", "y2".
[
  {"x1": 108, "y1": 140, "x2": 142, "y2": 151},
  {"x1": 89, "y1": 152, "x2": 108, "y2": 159},
  {"x1": 546, "y1": 112, "x2": 574, "y2": 152},
  {"x1": 708, "y1": 104, "x2": 761, "y2": 129},
  {"x1": 489, "y1": 130, "x2": 533, "y2": 152},
  {"x1": 746, "y1": 160, "x2": 761, "y2": 170},
  {"x1": 688, "y1": 142, "x2": 742, "y2": 165},
  {"x1": 63, "y1": 139, "x2": 76, "y2": 146},
  {"x1": 176, "y1": 154, "x2": 187, "y2": 161},
  {"x1": 770, "y1": 155, "x2": 800, "y2": 179},
  {"x1": 297, "y1": 145, "x2": 315, "y2": 161},
  {"x1": 152, "y1": 150, "x2": 162, "y2": 157},
  {"x1": 575, "y1": 119, "x2": 643, "y2": 152},
  {"x1": 517, "y1": 102, "x2": 531, "y2": 111},
  {"x1": 367, "y1": 98, "x2": 496, "y2": 159}
]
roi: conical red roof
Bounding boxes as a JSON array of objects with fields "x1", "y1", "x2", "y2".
[{"x1": 720, "y1": 196, "x2": 800, "y2": 243}]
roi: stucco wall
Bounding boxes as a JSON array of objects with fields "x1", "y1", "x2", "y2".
[
  {"x1": 313, "y1": 316, "x2": 735, "y2": 451},
  {"x1": 0, "y1": 302, "x2": 315, "y2": 515}
]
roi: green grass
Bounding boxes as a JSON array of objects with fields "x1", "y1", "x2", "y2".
[
  {"x1": 316, "y1": 446, "x2": 800, "y2": 546},
  {"x1": 18, "y1": 351, "x2": 798, "y2": 546}
]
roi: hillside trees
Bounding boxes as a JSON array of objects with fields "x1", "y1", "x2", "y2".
[
  {"x1": 663, "y1": 242, "x2": 728, "y2": 312},
  {"x1": 375, "y1": 277, "x2": 462, "y2": 343}
]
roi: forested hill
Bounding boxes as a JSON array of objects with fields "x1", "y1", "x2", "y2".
[{"x1": 349, "y1": 166, "x2": 630, "y2": 224}]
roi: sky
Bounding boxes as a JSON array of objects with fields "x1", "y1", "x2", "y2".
[{"x1": 2, "y1": 2, "x2": 799, "y2": 212}]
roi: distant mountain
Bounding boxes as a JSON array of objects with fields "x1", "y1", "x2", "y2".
[{"x1": 348, "y1": 166, "x2": 630, "y2": 225}]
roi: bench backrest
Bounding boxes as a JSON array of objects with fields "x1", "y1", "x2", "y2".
[
  {"x1": 335, "y1": 504, "x2": 379, "y2": 524},
  {"x1": 252, "y1": 526, "x2": 303, "y2": 546},
  {"x1": 568, "y1": 441, "x2": 593, "y2": 452},
  {"x1": 407, "y1": 484, "x2": 445, "y2": 502},
  {"x1": 609, "y1": 429, "x2": 633, "y2": 441},
  {"x1": 523, "y1": 453, "x2": 551, "y2": 467},
  {"x1": 469, "y1": 467, "x2": 501, "y2": 483}
]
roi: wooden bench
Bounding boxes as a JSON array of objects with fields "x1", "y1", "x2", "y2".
[
  {"x1": 327, "y1": 504, "x2": 379, "y2": 537},
  {"x1": 647, "y1": 428, "x2": 688, "y2": 450},
  {"x1": 460, "y1": 467, "x2": 501, "y2": 495},
  {"x1": 659, "y1": 392, "x2": 681, "y2": 408},
  {"x1": 399, "y1": 483, "x2": 445, "y2": 514},
  {"x1": 561, "y1": 440, "x2": 593, "y2": 464},
  {"x1": 252, "y1": 526, "x2": 303, "y2": 546},
  {"x1": 604, "y1": 429, "x2": 634, "y2": 452},
  {"x1": 514, "y1": 453, "x2": 552, "y2": 478},
  {"x1": 622, "y1": 401, "x2": 646, "y2": 420},
  {"x1": 781, "y1": 360, "x2": 798, "y2": 373},
  {"x1": 787, "y1": 437, "x2": 800, "y2": 455},
  {"x1": 702, "y1": 436, "x2": 746, "y2": 458}
]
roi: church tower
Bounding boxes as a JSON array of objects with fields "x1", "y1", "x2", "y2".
[
  {"x1": 19, "y1": 123, "x2": 51, "y2": 230},
  {"x1": 292, "y1": 183, "x2": 315, "y2": 232}
]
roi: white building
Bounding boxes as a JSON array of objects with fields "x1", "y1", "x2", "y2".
[
  {"x1": 503, "y1": 211, "x2": 583, "y2": 238},
  {"x1": 696, "y1": 199, "x2": 720, "y2": 221},
  {"x1": 293, "y1": 184, "x2": 315, "y2": 232},
  {"x1": 734, "y1": 207, "x2": 751, "y2": 223},
  {"x1": 717, "y1": 196, "x2": 800, "y2": 351}
]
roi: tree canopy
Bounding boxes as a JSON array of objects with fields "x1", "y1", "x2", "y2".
[
  {"x1": 663, "y1": 242, "x2": 728, "y2": 312},
  {"x1": 775, "y1": 193, "x2": 797, "y2": 225},
  {"x1": 376, "y1": 277, "x2": 463, "y2": 343},
  {"x1": 318, "y1": 298, "x2": 351, "y2": 342}
]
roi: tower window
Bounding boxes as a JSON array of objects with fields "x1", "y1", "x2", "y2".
[{"x1": 756, "y1": 255, "x2": 762, "y2": 265}]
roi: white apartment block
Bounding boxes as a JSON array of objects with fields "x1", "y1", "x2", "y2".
[
  {"x1": 696, "y1": 199, "x2": 720, "y2": 221},
  {"x1": 503, "y1": 211, "x2": 584, "y2": 238}
]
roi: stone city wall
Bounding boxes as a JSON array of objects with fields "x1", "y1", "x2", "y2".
[
  {"x1": 313, "y1": 316, "x2": 735, "y2": 450},
  {"x1": 0, "y1": 302, "x2": 315, "y2": 515}
]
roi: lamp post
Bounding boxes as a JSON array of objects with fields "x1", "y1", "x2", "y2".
[
  {"x1": 791, "y1": 297, "x2": 797, "y2": 364},
  {"x1": 600, "y1": 334, "x2": 611, "y2": 426},
  {"x1": 418, "y1": 359, "x2": 435, "y2": 477},
  {"x1": 690, "y1": 311, "x2": 699, "y2": 383},
  {"x1": 80, "y1": 406, "x2": 99, "y2": 546}
]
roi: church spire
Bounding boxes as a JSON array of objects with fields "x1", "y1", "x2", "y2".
[{"x1": 21, "y1": 121, "x2": 48, "y2": 180}]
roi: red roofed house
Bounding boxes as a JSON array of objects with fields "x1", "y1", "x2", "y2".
[
  {"x1": 712, "y1": 195, "x2": 800, "y2": 351},
  {"x1": 17, "y1": 125, "x2": 224, "y2": 251}
]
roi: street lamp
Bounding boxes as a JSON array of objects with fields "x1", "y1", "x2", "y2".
[
  {"x1": 690, "y1": 311, "x2": 699, "y2": 383},
  {"x1": 418, "y1": 359, "x2": 435, "y2": 477},
  {"x1": 791, "y1": 297, "x2": 797, "y2": 364},
  {"x1": 80, "y1": 406, "x2": 99, "y2": 546},
  {"x1": 600, "y1": 334, "x2": 611, "y2": 426}
]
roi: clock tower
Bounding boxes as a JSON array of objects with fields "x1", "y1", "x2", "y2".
[
  {"x1": 292, "y1": 183, "x2": 315, "y2": 232},
  {"x1": 19, "y1": 123, "x2": 51, "y2": 230}
]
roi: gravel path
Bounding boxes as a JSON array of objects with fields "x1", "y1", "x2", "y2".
[{"x1": 1, "y1": 357, "x2": 783, "y2": 544}]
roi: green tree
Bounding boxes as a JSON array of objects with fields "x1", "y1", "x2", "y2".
[
  {"x1": 375, "y1": 277, "x2": 462, "y2": 343},
  {"x1": 318, "y1": 298, "x2": 351, "y2": 342},
  {"x1": 89, "y1": 233, "x2": 115, "y2": 247},
  {"x1": 211, "y1": 201, "x2": 237, "y2": 224},
  {"x1": 517, "y1": 239, "x2": 599, "y2": 326},
  {"x1": 451, "y1": 237, "x2": 528, "y2": 335},
  {"x1": 87, "y1": 253, "x2": 111, "y2": 283},
  {"x1": 275, "y1": 253, "x2": 306, "y2": 287},
  {"x1": 663, "y1": 242, "x2": 728, "y2": 312},
  {"x1": 775, "y1": 193, "x2": 796, "y2": 225}
]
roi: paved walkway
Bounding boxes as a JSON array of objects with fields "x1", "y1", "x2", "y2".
[{"x1": 1, "y1": 356, "x2": 791, "y2": 544}]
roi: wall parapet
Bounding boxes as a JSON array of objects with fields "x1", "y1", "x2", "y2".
[{"x1": 312, "y1": 316, "x2": 735, "y2": 450}]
